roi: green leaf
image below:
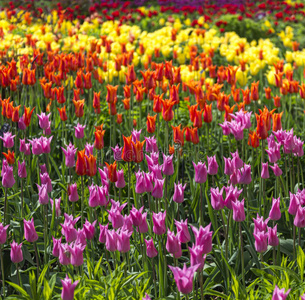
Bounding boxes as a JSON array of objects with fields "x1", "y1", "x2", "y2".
[{"x1": 6, "y1": 281, "x2": 31, "y2": 299}]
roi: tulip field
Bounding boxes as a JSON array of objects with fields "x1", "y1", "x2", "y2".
[{"x1": 2, "y1": 1, "x2": 305, "y2": 299}]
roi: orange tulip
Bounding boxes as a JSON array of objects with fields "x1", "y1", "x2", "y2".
[
  {"x1": 106, "y1": 85, "x2": 118, "y2": 104},
  {"x1": 273, "y1": 95, "x2": 281, "y2": 107},
  {"x1": 12, "y1": 105, "x2": 21, "y2": 122},
  {"x1": 83, "y1": 72, "x2": 92, "y2": 89},
  {"x1": 41, "y1": 82, "x2": 53, "y2": 99},
  {"x1": 250, "y1": 81, "x2": 259, "y2": 101},
  {"x1": 76, "y1": 150, "x2": 86, "y2": 176},
  {"x1": 117, "y1": 114, "x2": 123, "y2": 124},
  {"x1": 122, "y1": 135, "x2": 133, "y2": 162},
  {"x1": 232, "y1": 88, "x2": 241, "y2": 103},
  {"x1": 173, "y1": 66, "x2": 181, "y2": 84},
  {"x1": 140, "y1": 69, "x2": 155, "y2": 90},
  {"x1": 2, "y1": 150, "x2": 15, "y2": 165},
  {"x1": 105, "y1": 161, "x2": 118, "y2": 182},
  {"x1": 23, "y1": 106, "x2": 35, "y2": 127},
  {"x1": 108, "y1": 98, "x2": 117, "y2": 116},
  {"x1": 224, "y1": 105, "x2": 235, "y2": 121},
  {"x1": 172, "y1": 124, "x2": 185, "y2": 147},
  {"x1": 280, "y1": 79, "x2": 289, "y2": 95},
  {"x1": 94, "y1": 127, "x2": 106, "y2": 150},
  {"x1": 169, "y1": 145, "x2": 175, "y2": 155},
  {"x1": 55, "y1": 86, "x2": 66, "y2": 104},
  {"x1": 132, "y1": 140, "x2": 145, "y2": 163},
  {"x1": 85, "y1": 154, "x2": 97, "y2": 177},
  {"x1": 123, "y1": 85, "x2": 131, "y2": 98},
  {"x1": 161, "y1": 98, "x2": 176, "y2": 122},
  {"x1": 57, "y1": 106, "x2": 68, "y2": 122},
  {"x1": 153, "y1": 94, "x2": 163, "y2": 113},
  {"x1": 122, "y1": 98, "x2": 130, "y2": 110},
  {"x1": 241, "y1": 88, "x2": 250, "y2": 105},
  {"x1": 265, "y1": 87, "x2": 271, "y2": 100},
  {"x1": 226, "y1": 65, "x2": 238, "y2": 85},
  {"x1": 154, "y1": 63, "x2": 164, "y2": 82},
  {"x1": 248, "y1": 130, "x2": 260, "y2": 148},
  {"x1": 165, "y1": 60, "x2": 173, "y2": 81},
  {"x1": 73, "y1": 89, "x2": 81, "y2": 101},
  {"x1": 74, "y1": 71, "x2": 83, "y2": 89},
  {"x1": 256, "y1": 113, "x2": 269, "y2": 140},
  {"x1": 193, "y1": 108, "x2": 204, "y2": 128},
  {"x1": 135, "y1": 86, "x2": 146, "y2": 103},
  {"x1": 73, "y1": 99, "x2": 85, "y2": 118},
  {"x1": 299, "y1": 84, "x2": 305, "y2": 99},
  {"x1": 125, "y1": 64, "x2": 136, "y2": 84},
  {"x1": 147, "y1": 114, "x2": 157, "y2": 133},
  {"x1": 274, "y1": 72, "x2": 283, "y2": 88},
  {"x1": 93, "y1": 91, "x2": 101, "y2": 114},
  {"x1": 203, "y1": 103, "x2": 212, "y2": 123},
  {"x1": 272, "y1": 112, "x2": 283, "y2": 132}
]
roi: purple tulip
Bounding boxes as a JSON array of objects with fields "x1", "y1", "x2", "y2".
[
  {"x1": 162, "y1": 153, "x2": 174, "y2": 176},
  {"x1": 267, "y1": 225, "x2": 279, "y2": 247},
  {"x1": 152, "y1": 211, "x2": 166, "y2": 235},
  {"x1": 175, "y1": 219, "x2": 190, "y2": 243},
  {"x1": 232, "y1": 199, "x2": 245, "y2": 222},
  {"x1": 99, "y1": 223, "x2": 109, "y2": 243},
  {"x1": 135, "y1": 171, "x2": 146, "y2": 194},
  {"x1": 210, "y1": 187, "x2": 225, "y2": 210},
  {"x1": 192, "y1": 161, "x2": 207, "y2": 184},
  {"x1": 224, "y1": 157, "x2": 234, "y2": 175},
  {"x1": 145, "y1": 238, "x2": 158, "y2": 258},
  {"x1": 231, "y1": 150, "x2": 243, "y2": 169},
  {"x1": 269, "y1": 197, "x2": 281, "y2": 221},
  {"x1": 166, "y1": 229, "x2": 181, "y2": 257},
  {"x1": 270, "y1": 163, "x2": 283, "y2": 177},
  {"x1": 37, "y1": 112, "x2": 51, "y2": 129},
  {"x1": 144, "y1": 172, "x2": 154, "y2": 192},
  {"x1": 191, "y1": 223, "x2": 213, "y2": 253},
  {"x1": 83, "y1": 219, "x2": 97, "y2": 240},
  {"x1": 105, "y1": 229, "x2": 117, "y2": 252},
  {"x1": 253, "y1": 214, "x2": 270, "y2": 234},
  {"x1": 2, "y1": 163, "x2": 15, "y2": 188},
  {"x1": 0, "y1": 132, "x2": 15, "y2": 148},
  {"x1": 254, "y1": 231, "x2": 268, "y2": 253},
  {"x1": 261, "y1": 162, "x2": 269, "y2": 179},
  {"x1": 132, "y1": 129, "x2": 142, "y2": 143},
  {"x1": 68, "y1": 183, "x2": 79, "y2": 202},
  {"x1": 0, "y1": 223, "x2": 9, "y2": 244},
  {"x1": 189, "y1": 244, "x2": 206, "y2": 271},
  {"x1": 115, "y1": 169, "x2": 126, "y2": 188},
  {"x1": 24, "y1": 218, "x2": 38, "y2": 243},
  {"x1": 207, "y1": 155, "x2": 218, "y2": 175},
  {"x1": 168, "y1": 263, "x2": 200, "y2": 295},
  {"x1": 271, "y1": 285, "x2": 290, "y2": 300},
  {"x1": 111, "y1": 144, "x2": 122, "y2": 161},
  {"x1": 294, "y1": 206, "x2": 305, "y2": 228},
  {"x1": 288, "y1": 192, "x2": 299, "y2": 215},
  {"x1": 74, "y1": 123, "x2": 86, "y2": 139},
  {"x1": 145, "y1": 136, "x2": 158, "y2": 153},
  {"x1": 61, "y1": 274, "x2": 79, "y2": 300},
  {"x1": 152, "y1": 178, "x2": 165, "y2": 199},
  {"x1": 173, "y1": 182, "x2": 186, "y2": 203},
  {"x1": 36, "y1": 183, "x2": 49, "y2": 205},
  {"x1": 10, "y1": 240, "x2": 23, "y2": 263},
  {"x1": 61, "y1": 142, "x2": 77, "y2": 168},
  {"x1": 117, "y1": 229, "x2": 132, "y2": 253},
  {"x1": 52, "y1": 236, "x2": 62, "y2": 257}
]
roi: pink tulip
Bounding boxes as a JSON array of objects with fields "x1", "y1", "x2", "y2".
[
  {"x1": 294, "y1": 206, "x2": 305, "y2": 228},
  {"x1": 115, "y1": 169, "x2": 126, "y2": 188},
  {"x1": 10, "y1": 240, "x2": 23, "y2": 263},
  {"x1": 271, "y1": 285, "x2": 290, "y2": 300},
  {"x1": 191, "y1": 223, "x2": 213, "y2": 254},
  {"x1": 268, "y1": 225, "x2": 279, "y2": 247},
  {"x1": 74, "y1": 123, "x2": 86, "y2": 139},
  {"x1": 83, "y1": 219, "x2": 97, "y2": 240},
  {"x1": 111, "y1": 145, "x2": 122, "y2": 161},
  {"x1": 2, "y1": 163, "x2": 15, "y2": 188},
  {"x1": 61, "y1": 274, "x2": 79, "y2": 300},
  {"x1": 152, "y1": 211, "x2": 166, "y2": 235},
  {"x1": 288, "y1": 192, "x2": 299, "y2": 216},
  {"x1": 37, "y1": 112, "x2": 51, "y2": 129},
  {"x1": 152, "y1": 178, "x2": 165, "y2": 199},
  {"x1": 192, "y1": 161, "x2": 207, "y2": 184},
  {"x1": 135, "y1": 171, "x2": 146, "y2": 194},
  {"x1": 231, "y1": 150, "x2": 243, "y2": 169},
  {"x1": 68, "y1": 183, "x2": 79, "y2": 202},
  {"x1": 99, "y1": 223, "x2": 109, "y2": 243},
  {"x1": 76, "y1": 228, "x2": 87, "y2": 246},
  {"x1": 117, "y1": 229, "x2": 132, "y2": 253},
  {"x1": 253, "y1": 214, "x2": 270, "y2": 234},
  {"x1": 168, "y1": 263, "x2": 200, "y2": 294},
  {"x1": 232, "y1": 199, "x2": 245, "y2": 222},
  {"x1": 145, "y1": 136, "x2": 158, "y2": 153},
  {"x1": 18, "y1": 160, "x2": 27, "y2": 178},
  {"x1": 0, "y1": 223, "x2": 9, "y2": 244},
  {"x1": 270, "y1": 163, "x2": 283, "y2": 177},
  {"x1": 144, "y1": 172, "x2": 154, "y2": 192},
  {"x1": 261, "y1": 162, "x2": 269, "y2": 179},
  {"x1": 19, "y1": 139, "x2": 31, "y2": 155},
  {"x1": 50, "y1": 197, "x2": 61, "y2": 217},
  {"x1": 40, "y1": 136, "x2": 53, "y2": 153},
  {"x1": 269, "y1": 197, "x2": 281, "y2": 221},
  {"x1": 145, "y1": 238, "x2": 158, "y2": 258},
  {"x1": 224, "y1": 185, "x2": 243, "y2": 210},
  {"x1": 40, "y1": 172, "x2": 52, "y2": 193},
  {"x1": 105, "y1": 229, "x2": 117, "y2": 252},
  {"x1": 223, "y1": 157, "x2": 234, "y2": 175},
  {"x1": 61, "y1": 142, "x2": 77, "y2": 168},
  {"x1": 68, "y1": 242, "x2": 86, "y2": 266},
  {"x1": 162, "y1": 153, "x2": 174, "y2": 176},
  {"x1": 59, "y1": 243, "x2": 71, "y2": 265},
  {"x1": 52, "y1": 237, "x2": 62, "y2": 257},
  {"x1": 175, "y1": 219, "x2": 191, "y2": 243},
  {"x1": 36, "y1": 183, "x2": 49, "y2": 205},
  {"x1": 23, "y1": 218, "x2": 38, "y2": 243},
  {"x1": 166, "y1": 229, "x2": 181, "y2": 257},
  {"x1": 210, "y1": 187, "x2": 225, "y2": 210},
  {"x1": 254, "y1": 231, "x2": 268, "y2": 253},
  {"x1": 189, "y1": 244, "x2": 206, "y2": 271},
  {"x1": 132, "y1": 129, "x2": 142, "y2": 143},
  {"x1": 207, "y1": 155, "x2": 218, "y2": 175},
  {"x1": 0, "y1": 132, "x2": 15, "y2": 148}
]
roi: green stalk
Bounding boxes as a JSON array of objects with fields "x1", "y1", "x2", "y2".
[
  {"x1": 239, "y1": 222, "x2": 245, "y2": 286},
  {"x1": 81, "y1": 176, "x2": 84, "y2": 226},
  {"x1": 0, "y1": 246, "x2": 5, "y2": 297},
  {"x1": 34, "y1": 242, "x2": 40, "y2": 278}
]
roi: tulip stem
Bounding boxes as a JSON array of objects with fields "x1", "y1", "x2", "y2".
[
  {"x1": 293, "y1": 225, "x2": 296, "y2": 260},
  {"x1": 299, "y1": 228, "x2": 302, "y2": 247},
  {"x1": 0, "y1": 246, "x2": 5, "y2": 297},
  {"x1": 200, "y1": 183, "x2": 204, "y2": 226},
  {"x1": 34, "y1": 242, "x2": 40, "y2": 278},
  {"x1": 43, "y1": 205, "x2": 48, "y2": 267},
  {"x1": 239, "y1": 222, "x2": 245, "y2": 286},
  {"x1": 174, "y1": 258, "x2": 180, "y2": 300},
  {"x1": 199, "y1": 271, "x2": 204, "y2": 300},
  {"x1": 4, "y1": 187, "x2": 8, "y2": 225},
  {"x1": 128, "y1": 162, "x2": 131, "y2": 213},
  {"x1": 152, "y1": 257, "x2": 157, "y2": 298},
  {"x1": 81, "y1": 176, "x2": 84, "y2": 226},
  {"x1": 16, "y1": 263, "x2": 22, "y2": 288}
]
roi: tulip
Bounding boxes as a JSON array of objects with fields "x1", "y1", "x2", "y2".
[
  {"x1": 271, "y1": 285, "x2": 290, "y2": 300},
  {"x1": 153, "y1": 211, "x2": 166, "y2": 235},
  {"x1": 61, "y1": 143, "x2": 77, "y2": 168},
  {"x1": 138, "y1": 212, "x2": 149, "y2": 233},
  {"x1": 253, "y1": 214, "x2": 270, "y2": 234},
  {"x1": 162, "y1": 153, "x2": 174, "y2": 176},
  {"x1": 122, "y1": 135, "x2": 133, "y2": 162},
  {"x1": 270, "y1": 163, "x2": 283, "y2": 177},
  {"x1": 173, "y1": 182, "x2": 187, "y2": 203},
  {"x1": 76, "y1": 228, "x2": 87, "y2": 246},
  {"x1": 232, "y1": 199, "x2": 245, "y2": 222},
  {"x1": 238, "y1": 164, "x2": 252, "y2": 185},
  {"x1": 73, "y1": 99, "x2": 85, "y2": 118},
  {"x1": 23, "y1": 106, "x2": 35, "y2": 127},
  {"x1": 23, "y1": 218, "x2": 38, "y2": 243},
  {"x1": 207, "y1": 155, "x2": 218, "y2": 175},
  {"x1": 61, "y1": 275, "x2": 79, "y2": 300},
  {"x1": 269, "y1": 197, "x2": 281, "y2": 221},
  {"x1": 52, "y1": 237, "x2": 62, "y2": 257},
  {"x1": 145, "y1": 136, "x2": 158, "y2": 153},
  {"x1": 143, "y1": 294, "x2": 151, "y2": 300},
  {"x1": 168, "y1": 263, "x2": 200, "y2": 294},
  {"x1": 36, "y1": 183, "x2": 49, "y2": 205},
  {"x1": 175, "y1": 219, "x2": 191, "y2": 243},
  {"x1": 223, "y1": 157, "x2": 234, "y2": 176},
  {"x1": 192, "y1": 161, "x2": 207, "y2": 184},
  {"x1": 191, "y1": 223, "x2": 213, "y2": 253},
  {"x1": 115, "y1": 169, "x2": 126, "y2": 188},
  {"x1": 210, "y1": 187, "x2": 225, "y2": 210},
  {"x1": 83, "y1": 219, "x2": 97, "y2": 240},
  {"x1": 189, "y1": 244, "x2": 206, "y2": 271},
  {"x1": 105, "y1": 161, "x2": 118, "y2": 183},
  {"x1": 18, "y1": 160, "x2": 27, "y2": 178},
  {"x1": 152, "y1": 178, "x2": 165, "y2": 199},
  {"x1": 50, "y1": 198, "x2": 61, "y2": 217},
  {"x1": 37, "y1": 112, "x2": 51, "y2": 129},
  {"x1": 117, "y1": 229, "x2": 132, "y2": 253},
  {"x1": 28, "y1": 138, "x2": 43, "y2": 155},
  {"x1": 131, "y1": 129, "x2": 142, "y2": 143},
  {"x1": 40, "y1": 172, "x2": 52, "y2": 193},
  {"x1": 2, "y1": 162, "x2": 15, "y2": 188},
  {"x1": 268, "y1": 225, "x2": 279, "y2": 247},
  {"x1": 10, "y1": 240, "x2": 23, "y2": 263},
  {"x1": 99, "y1": 223, "x2": 109, "y2": 243},
  {"x1": 74, "y1": 123, "x2": 86, "y2": 139},
  {"x1": 145, "y1": 238, "x2": 158, "y2": 258},
  {"x1": 132, "y1": 140, "x2": 145, "y2": 163},
  {"x1": 144, "y1": 172, "x2": 154, "y2": 192},
  {"x1": 19, "y1": 139, "x2": 31, "y2": 155},
  {"x1": 166, "y1": 229, "x2": 181, "y2": 257},
  {"x1": 76, "y1": 150, "x2": 86, "y2": 176},
  {"x1": 0, "y1": 223, "x2": 9, "y2": 244},
  {"x1": 68, "y1": 243, "x2": 86, "y2": 267},
  {"x1": 111, "y1": 145, "x2": 122, "y2": 161},
  {"x1": 0, "y1": 132, "x2": 15, "y2": 148},
  {"x1": 231, "y1": 150, "x2": 243, "y2": 169},
  {"x1": 254, "y1": 231, "x2": 269, "y2": 254},
  {"x1": 294, "y1": 206, "x2": 305, "y2": 228},
  {"x1": 40, "y1": 136, "x2": 53, "y2": 154},
  {"x1": 288, "y1": 192, "x2": 299, "y2": 216},
  {"x1": 68, "y1": 183, "x2": 79, "y2": 202},
  {"x1": 106, "y1": 229, "x2": 118, "y2": 252}
]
